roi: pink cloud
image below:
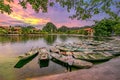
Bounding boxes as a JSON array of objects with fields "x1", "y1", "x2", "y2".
[{"x1": 0, "y1": 0, "x2": 94, "y2": 27}]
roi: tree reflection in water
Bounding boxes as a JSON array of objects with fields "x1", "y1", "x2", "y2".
[{"x1": 43, "y1": 35, "x2": 57, "y2": 45}]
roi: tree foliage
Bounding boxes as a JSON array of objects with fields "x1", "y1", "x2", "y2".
[
  {"x1": 56, "y1": 0, "x2": 120, "y2": 20},
  {"x1": 0, "y1": 28, "x2": 8, "y2": 34},
  {"x1": 21, "y1": 27, "x2": 32, "y2": 34},
  {"x1": 78, "y1": 29, "x2": 87, "y2": 35},
  {"x1": 58, "y1": 26, "x2": 69, "y2": 32},
  {"x1": 0, "y1": 0, "x2": 13, "y2": 14},
  {"x1": 113, "y1": 23, "x2": 120, "y2": 35},
  {"x1": 0, "y1": 0, "x2": 120, "y2": 20},
  {"x1": 42, "y1": 22, "x2": 57, "y2": 33},
  {"x1": 94, "y1": 19, "x2": 119, "y2": 36}
]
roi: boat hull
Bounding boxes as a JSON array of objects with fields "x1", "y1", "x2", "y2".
[
  {"x1": 73, "y1": 52, "x2": 113, "y2": 63},
  {"x1": 50, "y1": 53, "x2": 93, "y2": 68},
  {"x1": 14, "y1": 52, "x2": 39, "y2": 68}
]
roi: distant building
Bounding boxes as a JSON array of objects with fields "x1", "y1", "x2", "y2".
[
  {"x1": 0, "y1": 25, "x2": 42, "y2": 34},
  {"x1": 0, "y1": 26, "x2": 10, "y2": 30},
  {"x1": 0, "y1": 26, "x2": 22, "y2": 34},
  {"x1": 84, "y1": 28, "x2": 94, "y2": 36},
  {"x1": 13, "y1": 26, "x2": 22, "y2": 34}
]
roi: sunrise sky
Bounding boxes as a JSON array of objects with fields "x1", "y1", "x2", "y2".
[{"x1": 0, "y1": 0, "x2": 109, "y2": 28}]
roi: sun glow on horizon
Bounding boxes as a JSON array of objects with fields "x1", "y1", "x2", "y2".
[
  {"x1": 3, "y1": 0, "x2": 50, "y2": 25},
  {"x1": 8, "y1": 12, "x2": 50, "y2": 25}
]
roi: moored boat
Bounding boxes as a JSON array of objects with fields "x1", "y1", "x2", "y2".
[
  {"x1": 14, "y1": 50, "x2": 39, "y2": 68},
  {"x1": 38, "y1": 47, "x2": 49, "y2": 60},
  {"x1": 73, "y1": 52, "x2": 113, "y2": 62},
  {"x1": 56, "y1": 46, "x2": 73, "y2": 52},
  {"x1": 49, "y1": 46, "x2": 60, "y2": 53},
  {"x1": 105, "y1": 51, "x2": 120, "y2": 56},
  {"x1": 50, "y1": 52, "x2": 93, "y2": 68},
  {"x1": 18, "y1": 49, "x2": 38, "y2": 59}
]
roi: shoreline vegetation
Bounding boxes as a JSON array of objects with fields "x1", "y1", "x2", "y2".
[
  {"x1": 0, "y1": 33, "x2": 116, "y2": 39},
  {"x1": 0, "y1": 19, "x2": 120, "y2": 37}
]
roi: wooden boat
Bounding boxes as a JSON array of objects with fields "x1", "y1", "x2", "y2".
[
  {"x1": 93, "y1": 48, "x2": 113, "y2": 51},
  {"x1": 112, "y1": 51, "x2": 120, "y2": 56},
  {"x1": 105, "y1": 51, "x2": 120, "y2": 56},
  {"x1": 50, "y1": 52, "x2": 93, "y2": 68},
  {"x1": 56, "y1": 46, "x2": 77, "y2": 52},
  {"x1": 38, "y1": 48, "x2": 49, "y2": 60},
  {"x1": 14, "y1": 50, "x2": 39, "y2": 68},
  {"x1": 49, "y1": 46, "x2": 60, "y2": 53},
  {"x1": 73, "y1": 52, "x2": 113, "y2": 62},
  {"x1": 56, "y1": 46, "x2": 71, "y2": 51},
  {"x1": 59, "y1": 52, "x2": 73, "y2": 56},
  {"x1": 74, "y1": 48, "x2": 93, "y2": 53},
  {"x1": 86, "y1": 43, "x2": 101, "y2": 46},
  {"x1": 56, "y1": 45, "x2": 93, "y2": 53}
]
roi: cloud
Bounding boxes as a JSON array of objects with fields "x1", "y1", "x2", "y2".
[
  {"x1": 8, "y1": 20, "x2": 24, "y2": 23},
  {"x1": 8, "y1": 12, "x2": 50, "y2": 25},
  {"x1": 2, "y1": 0, "x2": 50, "y2": 26},
  {"x1": 0, "y1": 0, "x2": 94, "y2": 27}
]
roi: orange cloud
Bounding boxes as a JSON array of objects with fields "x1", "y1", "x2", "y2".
[
  {"x1": 8, "y1": 12, "x2": 50, "y2": 25},
  {"x1": 4, "y1": 0, "x2": 50, "y2": 25},
  {"x1": 2, "y1": 0, "x2": 94, "y2": 27}
]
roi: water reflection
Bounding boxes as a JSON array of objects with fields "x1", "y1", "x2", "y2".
[
  {"x1": 59, "y1": 35, "x2": 67, "y2": 42},
  {"x1": 43, "y1": 35, "x2": 57, "y2": 45},
  {"x1": 38, "y1": 59, "x2": 50, "y2": 68},
  {"x1": 0, "y1": 36, "x2": 44, "y2": 45},
  {"x1": 0, "y1": 35, "x2": 111, "y2": 45},
  {"x1": 14, "y1": 52, "x2": 39, "y2": 68},
  {"x1": 0, "y1": 35, "x2": 58, "y2": 45}
]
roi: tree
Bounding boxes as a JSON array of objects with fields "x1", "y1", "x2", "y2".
[
  {"x1": 0, "y1": 28, "x2": 8, "y2": 34},
  {"x1": 0, "y1": 0, "x2": 13, "y2": 14},
  {"x1": 42, "y1": 22, "x2": 57, "y2": 33},
  {"x1": 113, "y1": 23, "x2": 120, "y2": 35},
  {"x1": 10, "y1": 27, "x2": 15, "y2": 34},
  {"x1": 21, "y1": 27, "x2": 32, "y2": 34},
  {"x1": 0, "y1": 0, "x2": 120, "y2": 20},
  {"x1": 79, "y1": 29, "x2": 88, "y2": 35},
  {"x1": 58, "y1": 26, "x2": 69, "y2": 33},
  {"x1": 94, "y1": 19, "x2": 118, "y2": 36}
]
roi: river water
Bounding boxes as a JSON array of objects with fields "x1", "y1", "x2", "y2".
[{"x1": 0, "y1": 35, "x2": 107, "y2": 80}]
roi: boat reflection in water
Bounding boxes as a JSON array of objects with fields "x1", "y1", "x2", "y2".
[
  {"x1": 38, "y1": 59, "x2": 50, "y2": 68},
  {"x1": 38, "y1": 48, "x2": 50, "y2": 68},
  {"x1": 14, "y1": 52, "x2": 39, "y2": 68}
]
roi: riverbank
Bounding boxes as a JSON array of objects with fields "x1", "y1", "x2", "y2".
[
  {"x1": 0, "y1": 33, "x2": 115, "y2": 39},
  {"x1": 30, "y1": 56, "x2": 120, "y2": 80},
  {"x1": 0, "y1": 33, "x2": 86, "y2": 36}
]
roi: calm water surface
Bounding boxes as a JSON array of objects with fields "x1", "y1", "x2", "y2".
[{"x1": 0, "y1": 35, "x2": 102, "y2": 80}]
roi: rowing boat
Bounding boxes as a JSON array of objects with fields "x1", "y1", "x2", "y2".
[
  {"x1": 73, "y1": 52, "x2": 113, "y2": 62},
  {"x1": 38, "y1": 48, "x2": 49, "y2": 60},
  {"x1": 14, "y1": 50, "x2": 39, "y2": 68},
  {"x1": 50, "y1": 52, "x2": 93, "y2": 68}
]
